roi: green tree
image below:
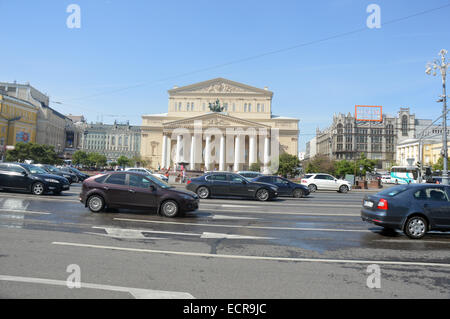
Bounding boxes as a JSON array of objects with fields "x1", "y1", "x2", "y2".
[
  {"x1": 87, "y1": 153, "x2": 107, "y2": 168},
  {"x1": 356, "y1": 153, "x2": 378, "y2": 176},
  {"x1": 432, "y1": 157, "x2": 449, "y2": 171},
  {"x1": 117, "y1": 155, "x2": 130, "y2": 168},
  {"x1": 249, "y1": 162, "x2": 261, "y2": 172},
  {"x1": 72, "y1": 150, "x2": 89, "y2": 166},
  {"x1": 277, "y1": 153, "x2": 300, "y2": 178},
  {"x1": 6, "y1": 142, "x2": 60, "y2": 164},
  {"x1": 334, "y1": 160, "x2": 355, "y2": 178},
  {"x1": 303, "y1": 155, "x2": 335, "y2": 175}
]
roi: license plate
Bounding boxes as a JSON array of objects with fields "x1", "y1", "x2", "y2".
[
  {"x1": 63, "y1": 185, "x2": 69, "y2": 190},
  {"x1": 364, "y1": 201, "x2": 373, "y2": 208}
]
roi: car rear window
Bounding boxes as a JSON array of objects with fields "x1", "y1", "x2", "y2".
[
  {"x1": 377, "y1": 185, "x2": 409, "y2": 197},
  {"x1": 304, "y1": 175, "x2": 313, "y2": 179}
]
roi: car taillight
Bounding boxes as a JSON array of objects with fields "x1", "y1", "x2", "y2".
[
  {"x1": 187, "y1": 180, "x2": 192, "y2": 185},
  {"x1": 377, "y1": 199, "x2": 388, "y2": 210},
  {"x1": 301, "y1": 180, "x2": 307, "y2": 183}
]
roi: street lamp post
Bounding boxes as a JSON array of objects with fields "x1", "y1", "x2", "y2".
[{"x1": 426, "y1": 49, "x2": 450, "y2": 185}]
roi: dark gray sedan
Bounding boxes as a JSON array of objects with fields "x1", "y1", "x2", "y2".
[
  {"x1": 186, "y1": 172, "x2": 278, "y2": 201},
  {"x1": 361, "y1": 184, "x2": 450, "y2": 239}
]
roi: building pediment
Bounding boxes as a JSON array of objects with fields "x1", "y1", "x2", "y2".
[
  {"x1": 168, "y1": 78, "x2": 273, "y2": 97},
  {"x1": 163, "y1": 112, "x2": 270, "y2": 130}
]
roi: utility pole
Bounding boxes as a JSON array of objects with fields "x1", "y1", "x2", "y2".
[{"x1": 426, "y1": 49, "x2": 449, "y2": 185}]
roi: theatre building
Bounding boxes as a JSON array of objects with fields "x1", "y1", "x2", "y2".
[{"x1": 140, "y1": 78, "x2": 299, "y2": 172}]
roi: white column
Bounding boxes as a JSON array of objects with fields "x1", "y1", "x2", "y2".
[
  {"x1": 263, "y1": 136, "x2": 270, "y2": 174},
  {"x1": 234, "y1": 135, "x2": 241, "y2": 172},
  {"x1": 161, "y1": 135, "x2": 167, "y2": 169},
  {"x1": 166, "y1": 137, "x2": 172, "y2": 169},
  {"x1": 219, "y1": 135, "x2": 226, "y2": 171},
  {"x1": 190, "y1": 135, "x2": 196, "y2": 170},
  {"x1": 204, "y1": 135, "x2": 211, "y2": 171},
  {"x1": 176, "y1": 135, "x2": 182, "y2": 165},
  {"x1": 249, "y1": 135, "x2": 257, "y2": 166}
]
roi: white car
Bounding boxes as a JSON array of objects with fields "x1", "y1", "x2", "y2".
[
  {"x1": 301, "y1": 173, "x2": 352, "y2": 193},
  {"x1": 380, "y1": 175, "x2": 392, "y2": 184},
  {"x1": 125, "y1": 167, "x2": 169, "y2": 183}
]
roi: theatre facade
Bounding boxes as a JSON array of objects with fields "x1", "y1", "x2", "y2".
[{"x1": 140, "y1": 78, "x2": 299, "y2": 172}]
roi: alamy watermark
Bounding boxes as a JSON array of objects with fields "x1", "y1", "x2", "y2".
[
  {"x1": 366, "y1": 264, "x2": 381, "y2": 289},
  {"x1": 66, "y1": 4, "x2": 81, "y2": 29},
  {"x1": 66, "y1": 264, "x2": 81, "y2": 289},
  {"x1": 366, "y1": 4, "x2": 381, "y2": 29}
]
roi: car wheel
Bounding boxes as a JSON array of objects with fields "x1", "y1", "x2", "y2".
[
  {"x1": 73, "y1": 176, "x2": 79, "y2": 183},
  {"x1": 404, "y1": 216, "x2": 428, "y2": 239},
  {"x1": 87, "y1": 195, "x2": 105, "y2": 213},
  {"x1": 308, "y1": 184, "x2": 317, "y2": 192},
  {"x1": 293, "y1": 189, "x2": 305, "y2": 198},
  {"x1": 161, "y1": 200, "x2": 179, "y2": 218},
  {"x1": 339, "y1": 185, "x2": 349, "y2": 193},
  {"x1": 196, "y1": 186, "x2": 210, "y2": 199},
  {"x1": 256, "y1": 188, "x2": 270, "y2": 201},
  {"x1": 31, "y1": 182, "x2": 45, "y2": 196}
]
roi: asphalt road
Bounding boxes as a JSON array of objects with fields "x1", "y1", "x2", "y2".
[{"x1": 0, "y1": 184, "x2": 449, "y2": 299}]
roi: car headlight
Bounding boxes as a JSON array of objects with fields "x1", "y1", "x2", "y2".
[
  {"x1": 63, "y1": 175, "x2": 71, "y2": 178},
  {"x1": 45, "y1": 179, "x2": 60, "y2": 183},
  {"x1": 270, "y1": 186, "x2": 278, "y2": 191},
  {"x1": 181, "y1": 194, "x2": 194, "y2": 200}
]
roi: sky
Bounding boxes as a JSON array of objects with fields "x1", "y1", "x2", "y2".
[{"x1": 1, "y1": 0, "x2": 450, "y2": 152}]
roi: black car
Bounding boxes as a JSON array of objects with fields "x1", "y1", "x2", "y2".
[
  {"x1": 0, "y1": 163, "x2": 70, "y2": 195},
  {"x1": 80, "y1": 172, "x2": 199, "y2": 217},
  {"x1": 186, "y1": 172, "x2": 278, "y2": 201},
  {"x1": 60, "y1": 166, "x2": 89, "y2": 183},
  {"x1": 34, "y1": 164, "x2": 77, "y2": 184},
  {"x1": 361, "y1": 184, "x2": 450, "y2": 239},
  {"x1": 252, "y1": 176, "x2": 310, "y2": 198}
]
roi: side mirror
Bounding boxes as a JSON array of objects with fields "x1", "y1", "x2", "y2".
[
  {"x1": 241, "y1": 180, "x2": 247, "y2": 184},
  {"x1": 150, "y1": 185, "x2": 156, "y2": 192},
  {"x1": 21, "y1": 171, "x2": 28, "y2": 176}
]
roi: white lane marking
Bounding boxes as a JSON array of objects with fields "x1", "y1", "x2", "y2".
[
  {"x1": 84, "y1": 232, "x2": 162, "y2": 240},
  {"x1": 200, "y1": 232, "x2": 273, "y2": 240},
  {"x1": 220, "y1": 204, "x2": 258, "y2": 208},
  {"x1": 103, "y1": 228, "x2": 146, "y2": 239},
  {"x1": 211, "y1": 214, "x2": 260, "y2": 220},
  {"x1": 200, "y1": 202, "x2": 361, "y2": 208},
  {"x1": 0, "y1": 275, "x2": 194, "y2": 299},
  {"x1": 51, "y1": 242, "x2": 450, "y2": 268},
  {"x1": 92, "y1": 227, "x2": 272, "y2": 240},
  {"x1": 92, "y1": 226, "x2": 199, "y2": 237},
  {"x1": 113, "y1": 218, "x2": 370, "y2": 233},
  {"x1": 0, "y1": 209, "x2": 51, "y2": 215},
  {"x1": 204, "y1": 210, "x2": 360, "y2": 217}
]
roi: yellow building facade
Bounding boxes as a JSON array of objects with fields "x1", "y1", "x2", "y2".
[{"x1": 0, "y1": 94, "x2": 38, "y2": 150}]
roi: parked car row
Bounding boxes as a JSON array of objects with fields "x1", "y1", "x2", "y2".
[{"x1": 0, "y1": 162, "x2": 71, "y2": 195}]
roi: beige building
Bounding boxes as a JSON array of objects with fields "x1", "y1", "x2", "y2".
[
  {"x1": 141, "y1": 78, "x2": 299, "y2": 172},
  {"x1": 0, "y1": 82, "x2": 81, "y2": 156}
]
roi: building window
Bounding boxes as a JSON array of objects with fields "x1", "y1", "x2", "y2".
[
  {"x1": 248, "y1": 103, "x2": 252, "y2": 112},
  {"x1": 257, "y1": 104, "x2": 260, "y2": 112},
  {"x1": 244, "y1": 103, "x2": 247, "y2": 112},
  {"x1": 191, "y1": 102, "x2": 194, "y2": 111},
  {"x1": 233, "y1": 103, "x2": 236, "y2": 112},
  {"x1": 202, "y1": 103, "x2": 206, "y2": 111},
  {"x1": 178, "y1": 102, "x2": 182, "y2": 111},
  {"x1": 186, "y1": 102, "x2": 190, "y2": 111},
  {"x1": 402, "y1": 115, "x2": 408, "y2": 136}
]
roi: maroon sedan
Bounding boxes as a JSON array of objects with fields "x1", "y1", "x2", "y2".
[{"x1": 79, "y1": 172, "x2": 199, "y2": 217}]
